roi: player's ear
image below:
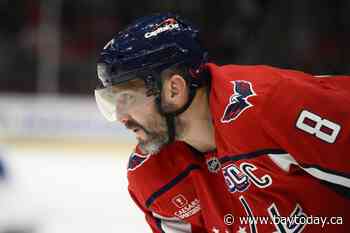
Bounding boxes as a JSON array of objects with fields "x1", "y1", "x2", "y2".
[{"x1": 162, "y1": 74, "x2": 188, "y2": 110}]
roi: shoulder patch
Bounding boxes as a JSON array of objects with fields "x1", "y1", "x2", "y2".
[
  {"x1": 128, "y1": 152, "x2": 151, "y2": 171},
  {"x1": 221, "y1": 80, "x2": 256, "y2": 123}
]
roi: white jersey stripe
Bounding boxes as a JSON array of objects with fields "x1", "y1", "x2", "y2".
[
  {"x1": 268, "y1": 153, "x2": 350, "y2": 188},
  {"x1": 267, "y1": 153, "x2": 297, "y2": 173},
  {"x1": 152, "y1": 212, "x2": 192, "y2": 233},
  {"x1": 302, "y1": 167, "x2": 350, "y2": 188}
]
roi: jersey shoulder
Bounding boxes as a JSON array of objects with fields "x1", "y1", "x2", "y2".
[
  {"x1": 206, "y1": 63, "x2": 314, "y2": 154},
  {"x1": 127, "y1": 141, "x2": 201, "y2": 211},
  {"x1": 206, "y1": 63, "x2": 282, "y2": 121}
]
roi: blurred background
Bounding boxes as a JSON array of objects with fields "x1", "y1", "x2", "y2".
[{"x1": 0, "y1": 0, "x2": 349, "y2": 232}]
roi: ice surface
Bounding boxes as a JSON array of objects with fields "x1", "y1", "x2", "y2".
[{"x1": 1, "y1": 145, "x2": 149, "y2": 233}]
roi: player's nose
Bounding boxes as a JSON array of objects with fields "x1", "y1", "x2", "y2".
[{"x1": 117, "y1": 112, "x2": 129, "y2": 125}]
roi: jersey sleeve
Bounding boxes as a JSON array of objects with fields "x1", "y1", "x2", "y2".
[
  {"x1": 260, "y1": 71, "x2": 350, "y2": 188},
  {"x1": 129, "y1": 189, "x2": 205, "y2": 233},
  {"x1": 128, "y1": 189, "x2": 163, "y2": 233},
  {"x1": 127, "y1": 142, "x2": 207, "y2": 233}
]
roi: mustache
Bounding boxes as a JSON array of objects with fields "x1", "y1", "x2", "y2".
[{"x1": 125, "y1": 119, "x2": 150, "y2": 134}]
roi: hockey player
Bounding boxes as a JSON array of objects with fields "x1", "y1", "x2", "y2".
[
  {"x1": 95, "y1": 13, "x2": 350, "y2": 232},
  {"x1": 128, "y1": 141, "x2": 349, "y2": 232}
]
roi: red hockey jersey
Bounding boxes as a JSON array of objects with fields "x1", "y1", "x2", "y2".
[
  {"x1": 128, "y1": 141, "x2": 252, "y2": 233},
  {"x1": 127, "y1": 64, "x2": 350, "y2": 233},
  {"x1": 206, "y1": 63, "x2": 350, "y2": 232},
  {"x1": 128, "y1": 143, "x2": 349, "y2": 232},
  {"x1": 127, "y1": 142, "x2": 207, "y2": 233}
]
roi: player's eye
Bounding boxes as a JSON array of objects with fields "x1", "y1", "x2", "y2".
[
  {"x1": 115, "y1": 92, "x2": 134, "y2": 105},
  {"x1": 123, "y1": 92, "x2": 136, "y2": 102}
]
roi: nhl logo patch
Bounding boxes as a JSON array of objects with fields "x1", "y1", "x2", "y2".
[{"x1": 206, "y1": 157, "x2": 221, "y2": 173}]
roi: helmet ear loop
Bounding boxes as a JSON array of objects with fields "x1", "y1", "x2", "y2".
[
  {"x1": 169, "y1": 71, "x2": 199, "y2": 116},
  {"x1": 145, "y1": 70, "x2": 200, "y2": 145},
  {"x1": 155, "y1": 93, "x2": 176, "y2": 144},
  {"x1": 141, "y1": 72, "x2": 176, "y2": 144}
]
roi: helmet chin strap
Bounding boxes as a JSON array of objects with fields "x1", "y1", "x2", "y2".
[{"x1": 154, "y1": 74, "x2": 201, "y2": 144}]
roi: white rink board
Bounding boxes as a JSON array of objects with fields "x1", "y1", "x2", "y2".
[
  {"x1": 0, "y1": 94, "x2": 134, "y2": 142},
  {"x1": 2, "y1": 145, "x2": 150, "y2": 233}
]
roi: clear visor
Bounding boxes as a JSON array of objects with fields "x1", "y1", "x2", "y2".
[{"x1": 95, "y1": 86, "x2": 155, "y2": 122}]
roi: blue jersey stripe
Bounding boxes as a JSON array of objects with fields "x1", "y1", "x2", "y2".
[{"x1": 145, "y1": 164, "x2": 200, "y2": 208}]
